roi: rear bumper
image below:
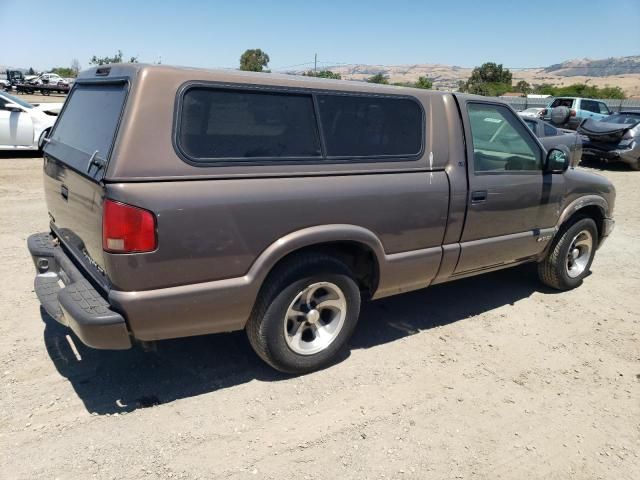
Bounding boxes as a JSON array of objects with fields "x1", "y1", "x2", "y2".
[
  {"x1": 27, "y1": 232, "x2": 131, "y2": 350},
  {"x1": 582, "y1": 143, "x2": 639, "y2": 167}
]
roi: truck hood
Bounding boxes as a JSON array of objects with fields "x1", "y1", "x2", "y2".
[{"x1": 578, "y1": 118, "x2": 638, "y2": 143}]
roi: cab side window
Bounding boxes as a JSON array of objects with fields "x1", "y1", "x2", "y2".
[
  {"x1": 543, "y1": 123, "x2": 558, "y2": 136},
  {"x1": 468, "y1": 103, "x2": 541, "y2": 173},
  {"x1": 598, "y1": 102, "x2": 610, "y2": 115},
  {"x1": 581, "y1": 100, "x2": 598, "y2": 113}
]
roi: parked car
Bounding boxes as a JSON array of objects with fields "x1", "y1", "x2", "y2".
[
  {"x1": 27, "y1": 64, "x2": 615, "y2": 374},
  {"x1": 541, "y1": 97, "x2": 612, "y2": 130},
  {"x1": 518, "y1": 107, "x2": 545, "y2": 118},
  {"x1": 519, "y1": 115, "x2": 582, "y2": 166},
  {"x1": 29, "y1": 73, "x2": 68, "y2": 86},
  {"x1": 578, "y1": 111, "x2": 640, "y2": 171},
  {"x1": 0, "y1": 92, "x2": 62, "y2": 150}
]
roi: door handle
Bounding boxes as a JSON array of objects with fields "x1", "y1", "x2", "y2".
[{"x1": 471, "y1": 190, "x2": 487, "y2": 203}]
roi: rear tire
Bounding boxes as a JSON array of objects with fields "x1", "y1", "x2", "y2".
[
  {"x1": 246, "y1": 254, "x2": 361, "y2": 374},
  {"x1": 538, "y1": 216, "x2": 598, "y2": 290}
]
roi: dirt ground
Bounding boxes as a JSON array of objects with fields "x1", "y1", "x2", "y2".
[
  {"x1": 5, "y1": 92, "x2": 68, "y2": 104},
  {"x1": 0, "y1": 154, "x2": 638, "y2": 480}
]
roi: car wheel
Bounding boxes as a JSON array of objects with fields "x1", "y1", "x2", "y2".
[
  {"x1": 38, "y1": 129, "x2": 50, "y2": 150},
  {"x1": 538, "y1": 216, "x2": 598, "y2": 290},
  {"x1": 246, "y1": 253, "x2": 361, "y2": 374}
]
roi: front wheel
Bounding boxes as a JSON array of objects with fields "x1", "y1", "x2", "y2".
[
  {"x1": 246, "y1": 254, "x2": 361, "y2": 374},
  {"x1": 538, "y1": 216, "x2": 598, "y2": 290}
]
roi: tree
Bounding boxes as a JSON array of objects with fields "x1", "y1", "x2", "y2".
[
  {"x1": 459, "y1": 62, "x2": 513, "y2": 96},
  {"x1": 240, "y1": 49, "x2": 270, "y2": 72},
  {"x1": 71, "y1": 59, "x2": 81, "y2": 77},
  {"x1": 50, "y1": 67, "x2": 75, "y2": 77},
  {"x1": 366, "y1": 73, "x2": 389, "y2": 84},
  {"x1": 303, "y1": 70, "x2": 341, "y2": 80},
  {"x1": 531, "y1": 83, "x2": 626, "y2": 99},
  {"x1": 413, "y1": 76, "x2": 433, "y2": 89},
  {"x1": 514, "y1": 80, "x2": 531, "y2": 94},
  {"x1": 27, "y1": 67, "x2": 35, "y2": 75},
  {"x1": 89, "y1": 50, "x2": 138, "y2": 66}
]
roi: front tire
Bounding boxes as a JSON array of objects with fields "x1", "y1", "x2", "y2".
[
  {"x1": 538, "y1": 216, "x2": 598, "y2": 290},
  {"x1": 246, "y1": 254, "x2": 361, "y2": 374}
]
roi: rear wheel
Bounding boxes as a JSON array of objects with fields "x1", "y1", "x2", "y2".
[
  {"x1": 538, "y1": 216, "x2": 598, "y2": 290},
  {"x1": 246, "y1": 254, "x2": 361, "y2": 374}
]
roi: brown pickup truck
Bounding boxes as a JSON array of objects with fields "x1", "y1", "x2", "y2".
[{"x1": 28, "y1": 64, "x2": 616, "y2": 373}]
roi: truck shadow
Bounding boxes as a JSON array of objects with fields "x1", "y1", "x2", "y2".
[
  {"x1": 41, "y1": 263, "x2": 556, "y2": 414},
  {"x1": 579, "y1": 158, "x2": 636, "y2": 172}
]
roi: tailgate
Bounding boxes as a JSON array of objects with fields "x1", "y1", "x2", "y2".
[
  {"x1": 43, "y1": 158, "x2": 109, "y2": 289},
  {"x1": 42, "y1": 81, "x2": 128, "y2": 290}
]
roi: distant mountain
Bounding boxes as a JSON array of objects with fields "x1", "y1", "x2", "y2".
[
  {"x1": 294, "y1": 55, "x2": 640, "y2": 96},
  {"x1": 544, "y1": 56, "x2": 640, "y2": 77}
]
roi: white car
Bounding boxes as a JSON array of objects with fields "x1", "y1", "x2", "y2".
[
  {"x1": 30, "y1": 73, "x2": 68, "y2": 86},
  {"x1": 0, "y1": 92, "x2": 63, "y2": 150},
  {"x1": 518, "y1": 107, "x2": 545, "y2": 118}
]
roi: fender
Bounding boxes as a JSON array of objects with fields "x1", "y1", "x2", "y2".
[
  {"x1": 537, "y1": 195, "x2": 609, "y2": 259},
  {"x1": 244, "y1": 224, "x2": 386, "y2": 287},
  {"x1": 555, "y1": 195, "x2": 608, "y2": 230},
  {"x1": 245, "y1": 224, "x2": 442, "y2": 300}
]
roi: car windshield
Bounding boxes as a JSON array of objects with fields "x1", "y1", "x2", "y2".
[
  {"x1": 1, "y1": 92, "x2": 33, "y2": 109},
  {"x1": 601, "y1": 113, "x2": 640, "y2": 125}
]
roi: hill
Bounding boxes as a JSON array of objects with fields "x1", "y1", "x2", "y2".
[{"x1": 299, "y1": 55, "x2": 640, "y2": 96}]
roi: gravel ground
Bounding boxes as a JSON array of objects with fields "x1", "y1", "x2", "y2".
[{"x1": 0, "y1": 154, "x2": 638, "y2": 480}]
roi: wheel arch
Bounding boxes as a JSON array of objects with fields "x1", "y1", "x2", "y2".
[
  {"x1": 556, "y1": 195, "x2": 608, "y2": 241},
  {"x1": 246, "y1": 225, "x2": 384, "y2": 300}
]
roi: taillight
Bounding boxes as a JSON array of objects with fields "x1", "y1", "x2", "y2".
[
  {"x1": 102, "y1": 199, "x2": 157, "y2": 253},
  {"x1": 570, "y1": 109, "x2": 576, "y2": 117}
]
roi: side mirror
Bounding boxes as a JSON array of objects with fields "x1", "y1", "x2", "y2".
[
  {"x1": 2, "y1": 102, "x2": 23, "y2": 113},
  {"x1": 545, "y1": 148, "x2": 570, "y2": 173}
]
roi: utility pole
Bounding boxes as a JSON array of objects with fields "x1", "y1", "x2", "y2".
[{"x1": 314, "y1": 53, "x2": 317, "y2": 73}]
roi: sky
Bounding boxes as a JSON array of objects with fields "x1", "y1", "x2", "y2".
[{"x1": 1, "y1": 0, "x2": 639, "y2": 72}]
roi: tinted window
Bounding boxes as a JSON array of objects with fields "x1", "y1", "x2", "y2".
[
  {"x1": 48, "y1": 82, "x2": 127, "y2": 162},
  {"x1": 317, "y1": 94, "x2": 422, "y2": 157},
  {"x1": 178, "y1": 88, "x2": 321, "y2": 160},
  {"x1": 1, "y1": 92, "x2": 33, "y2": 109},
  {"x1": 543, "y1": 123, "x2": 558, "y2": 136},
  {"x1": 551, "y1": 98, "x2": 574, "y2": 108},
  {"x1": 581, "y1": 100, "x2": 598, "y2": 113},
  {"x1": 523, "y1": 119, "x2": 537, "y2": 133},
  {"x1": 468, "y1": 103, "x2": 541, "y2": 173}
]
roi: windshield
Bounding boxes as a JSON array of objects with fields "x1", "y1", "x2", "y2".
[
  {"x1": 600, "y1": 113, "x2": 640, "y2": 125},
  {"x1": 1, "y1": 92, "x2": 33, "y2": 109},
  {"x1": 45, "y1": 82, "x2": 128, "y2": 177}
]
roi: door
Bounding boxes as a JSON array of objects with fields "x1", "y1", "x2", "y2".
[
  {"x1": 454, "y1": 102, "x2": 564, "y2": 274},
  {"x1": 0, "y1": 100, "x2": 33, "y2": 146},
  {"x1": 580, "y1": 99, "x2": 601, "y2": 120}
]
